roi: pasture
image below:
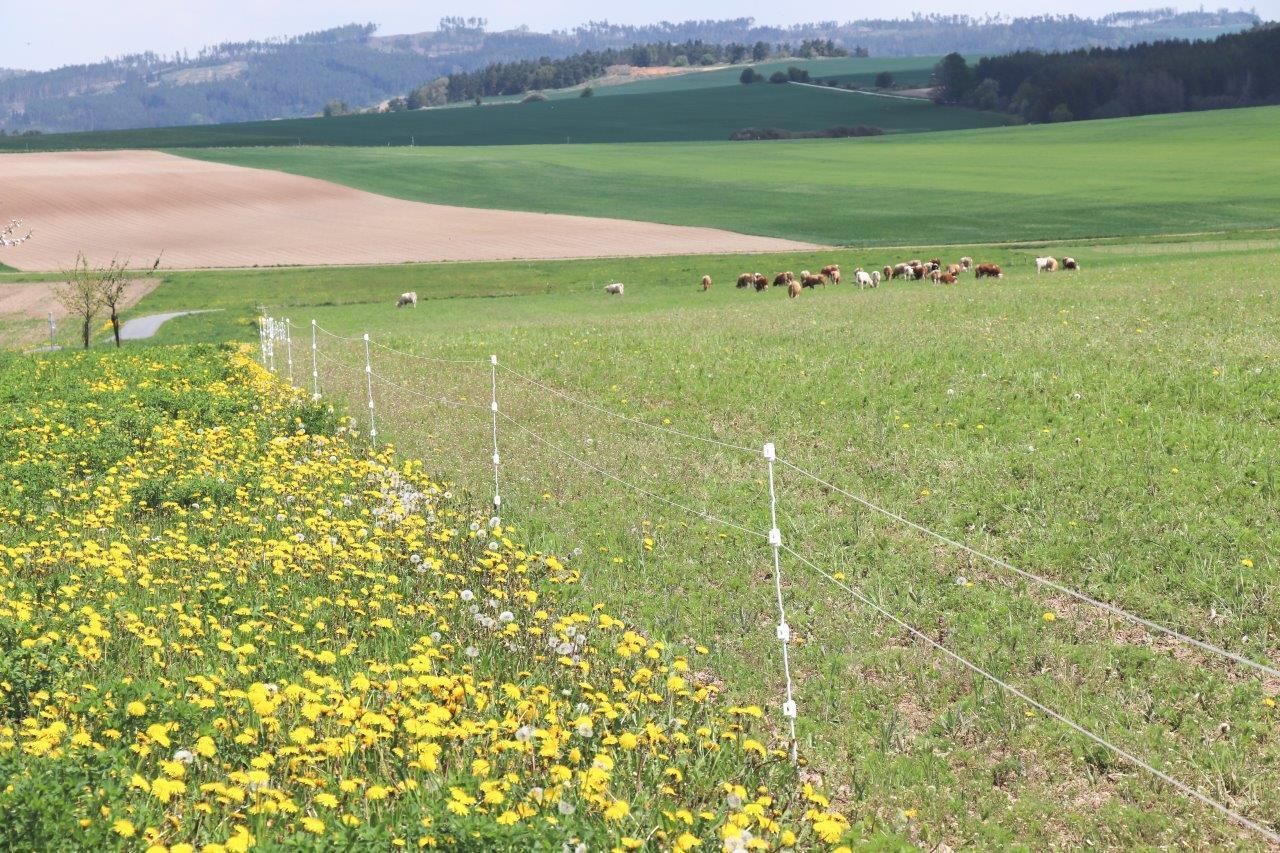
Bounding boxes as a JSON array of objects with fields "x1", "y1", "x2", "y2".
[
  {"x1": 63, "y1": 229, "x2": 1279, "y2": 846},
  {"x1": 0, "y1": 80, "x2": 1000, "y2": 152},
  {"x1": 184, "y1": 105, "x2": 1280, "y2": 246}
]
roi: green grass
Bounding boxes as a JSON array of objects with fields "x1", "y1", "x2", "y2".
[
  {"x1": 0, "y1": 82, "x2": 998, "y2": 151},
  {"x1": 114, "y1": 231, "x2": 1280, "y2": 847},
  {"x1": 178, "y1": 106, "x2": 1280, "y2": 246}
]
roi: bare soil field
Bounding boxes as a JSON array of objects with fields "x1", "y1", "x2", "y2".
[{"x1": 0, "y1": 151, "x2": 817, "y2": 271}]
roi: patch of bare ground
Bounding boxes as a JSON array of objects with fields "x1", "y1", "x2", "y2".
[{"x1": 0, "y1": 151, "x2": 820, "y2": 272}]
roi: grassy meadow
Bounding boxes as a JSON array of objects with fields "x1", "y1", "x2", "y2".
[
  {"x1": 181, "y1": 106, "x2": 1280, "y2": 246},
  {"x1": 32, "y1": 229, "x2": 1275, "y2": 846}
]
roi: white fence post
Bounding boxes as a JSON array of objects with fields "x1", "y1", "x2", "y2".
[
  {"x1": 363, "y1": 332, "x2": 378, "y2": 445},
  {"x1": 764, "y1": 441, "x2": 799, "y2": 763},
  {"x1": 310, "y1": 319, "x2": 320, "y2": 400},
  {"x1": 266, "y1": 317, "x2": 276, "y2": 374},
  {"x1": 489, "y1": 354, "x2": 502, "y2": 523},
  {"x1": 285, "y1": 319, "x2": 294, "y2": 386},
  {"x1": 258, "y1": 316, "x2": 267, "y2": 366}
]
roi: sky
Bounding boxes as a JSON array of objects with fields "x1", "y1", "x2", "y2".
[{"x1": 2, "y1": 0, "x2": 1274, "y2": 72}]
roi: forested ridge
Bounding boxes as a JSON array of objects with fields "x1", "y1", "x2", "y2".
[
  {"x1": 930, "y1": 24, "x2": 1280, "y2": 123},
  {"x1": 0, "y1": 10, "x2": 1261, "y2": 134}
]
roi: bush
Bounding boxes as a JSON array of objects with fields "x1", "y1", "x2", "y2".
[
  {"x1": 874, "y1": 71, "x2": 895, "y2": 88},
  {"x1": 769, "y1": 71, "x2": 789, "y2": 84},
  {"x1": 740, "y1": 67, "x2": 757, "y2": 85},
  {"x1": 787, "y1": 66, "x2": 811, "y2": 83},
  {"x1": 579, "y1": 86, "x2": 594, "y2": 98},
  {"x1": 729, "y1": 125, "x2": 885, "y2": 140}
]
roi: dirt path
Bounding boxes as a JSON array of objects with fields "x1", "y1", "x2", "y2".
[
  {"x1": 119, "y1": 309, "x2": 220, "y2": 340},
  {"x1": 0, "y1": 151, "x2": 821, "y2": 272}
]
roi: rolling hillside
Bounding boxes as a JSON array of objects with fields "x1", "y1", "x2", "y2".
[
  {"x1": 0, "y1": 83, "x2": 1003, "y2": 151},
  {"x1": 179, "y1": 106, "x2": 1280, "y2": 246}
]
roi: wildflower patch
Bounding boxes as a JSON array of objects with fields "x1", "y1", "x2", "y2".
[{"x1": 0, "y1": 346, "x2": 851, "y2": 850}]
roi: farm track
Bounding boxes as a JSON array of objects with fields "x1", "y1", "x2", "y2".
[{"x1": 0, "y1": 151, "x2": 820, "y2": 271}]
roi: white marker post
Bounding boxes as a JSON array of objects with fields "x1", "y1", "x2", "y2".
[
  {"x1": 363, "y1": 332, "x2": 377, "y2": 445},
  {"x1": 764, "y1": 441, "x2": 798, "y2": 763},
  {"x1": 310, "y1": 319, "x2": 320, "y2": 400},
  {"x1": 285, "y1": 319, "x2": 294, "y2": 386},
  {"x1": 266, "y1": 317, "x2": 276, "y2": 374},
  {"x1": 489, "y1": 354, "x2": 501, "y2": 523}
]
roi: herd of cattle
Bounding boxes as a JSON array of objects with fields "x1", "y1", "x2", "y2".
[
  {"x1": 680, "y1": 255, "x2": 1080, "y2": 298},
  {"x1": 393, "y1": 255, "x2": 1082, "y2": 306}
]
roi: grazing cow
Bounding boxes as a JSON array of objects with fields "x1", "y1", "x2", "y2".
[
  {"x1": 939, "y1": 272, "x2": 957, "y2": 285},
  {"x1": 855, "y1": 269, "x2": 874, "y2": 288},
  {"x1": 924, "y1": 261, "x2": 941, "y2": 274},
  {"x1": 773, "y1": 271, "x2": 793, "y2": 287},
  {"x1": 928, "y1": 269, "x2": 942, "y2": 283},
  {"x1": 737, "y1": 273, "x2": 753, "y2": 288},
  {"x1": 1062, "y1": 257, "x2": 1079, "y2": 270},
  {"x1": 959, "y1": 256, "x2": 973, "y2": 271},
  {"x1": 396, "y1": 291, "x2": 418, "y2": 308},
  {"x1": 882, "y1": 265, "x2": 894, "y2": 281},
  {"x1": 975, "y1": 263, "x2": 1003, "y2": 279},
  {"x1": 946, "y1": 263, "x2": 963, "y2": 276},
  {"x1": 821, "y1": 264, "x2": 841, "y2": 284},
  {"x1": 788, "y1": 280, "x2": 802, "y2": 298},
  {"x1": 1035, "y1": 256, "x2": 1059, "y2": 273},
  {"x1": 912, "y1": 265, "x2": 926, "y2": 280},
  {"x1": 800, "y1": 271, "x2": 825, "y2": 288},
  {"x1": 893, "y1": 263, "x2": 911, "y2": 280},
  {"x1": 754, "y1": 273, "x2": 769, "y2": 289},
  {"x1": 604, "y1": 282, "x2": 625, "y2": 295},
  {"x1": 929, "y1": 258, "x2": 942, "y2": 269},
  {"x1": 701, "y1": 274, "x2": 712, "y2": 291},
  {"x1": 871, "y1": 270, "x2": 882, "y2": 286}
]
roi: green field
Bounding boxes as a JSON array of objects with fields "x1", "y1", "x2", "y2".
[
  {"x1": 179, "y1": 106, "x2": 1280, "y2": 246},
  {"x1": 62, "y1": 229, "x2": 1280, "y2": 847},
  {"x1": 488, "y1": 55, "x2": 943, "y2": 101},
  {"x1": 0, "y1": 78, "x2": 998, "y2": 152}
]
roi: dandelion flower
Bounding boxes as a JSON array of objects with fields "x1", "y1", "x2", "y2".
[{"x1": 1042, "y1": 612, "x2": 1056, "y2": 622}]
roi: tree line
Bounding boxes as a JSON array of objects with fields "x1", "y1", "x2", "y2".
[
  {"x1": 433, "y1": 39, "x2": 850, "y2": 102},
  {"x1": 931, "y1": 24, "x2": 1280, "y2": 123}
]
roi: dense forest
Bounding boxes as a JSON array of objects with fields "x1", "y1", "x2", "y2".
[
  {"x1": 931, "y1": 24, "x2": 1280, "y2": 122},
  {"x1": 0, "y1": 10, "x2": 1263, "y2": 133},
  {"x1": 437, "y1": 39, "x2": 851, "y2": 102}
]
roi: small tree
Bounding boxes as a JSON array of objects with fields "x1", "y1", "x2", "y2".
[
  {"x1": 769, "y1": 71, "x2": 788, "y2": 84},
  {"x1": 932, "y1": 53, "x2": 973, "y2": 103},
  {"x1": 740, "y1": 67, "x2": 757, "y2": 85},
  {"x1": 579, "y1": 86, "x2": 594, "y2": 98},
  {"x1": 322, "y1": 100, "x2": 350, "y2": 117},
  {"x1": 874, "y1": 71, "x2": 895, "y2": 88},
  {"x1": 98, "y1": 254, "x2": 162, "y2": 348},
  {"x1": 55, "y1": 253, "x2": 102, "y2": 351}
]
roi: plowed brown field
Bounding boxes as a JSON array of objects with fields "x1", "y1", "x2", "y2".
[{"x1": 0, "y1": 151, "x2": 818, "y2": 271}]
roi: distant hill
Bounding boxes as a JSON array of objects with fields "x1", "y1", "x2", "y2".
[{"x1": 0, "y1": 10, "x2": 1261, "y2": 134}]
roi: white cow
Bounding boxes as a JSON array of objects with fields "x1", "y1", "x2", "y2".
[
  {"x1": 396, "y1": 291, "x2": 418, "y2": 307},
  {"x1": 1035, "y1": 257, "x2": 1057, "y2": 273},
  {"x1": 870, "y1": 270, "x2": 882, "y2": 286},
  {"x1": 604, "y1": 282, "x2": 624, "y2": 296},
  {"x1": 854, "y1": 269, "x2": 875, "y2": 289}
]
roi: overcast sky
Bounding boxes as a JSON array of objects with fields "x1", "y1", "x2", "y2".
[{"x1": 3, "y1": 0, "x2": 1274, "y2": 71}]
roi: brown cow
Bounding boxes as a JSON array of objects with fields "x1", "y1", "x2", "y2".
[
  {"x1": 821, "y1": 264, "x2": 841, "y2": 283},
  {"x1": 883, "y1": 265, "x2": 894, "y2": 281},
  {"x1": 754, "y1": 273, "x2": 769, "y2": 289},
  {"x1": 939, "y1": 272, "x2": 957, "y2": 285},
  {"x1": 800, "y1": 271, "x2": 825, "y2": 288},
  {"x1": 788, "y1": 280, "x2": 802, "y2": 298},
  {"x1": 975, "y1": 263, "x2": 1003, "y2": 279},
  {"x1": 912, "y1": 265, "x2": 926, "y2": 280},
  {"x1": 946, "y1": 263, "x2": 963, "y2": 276},
  {"x1": 773, "y1": 271, "x2": 793, "y2": 287},
  {"x1": 1062, "y1": 257, "x2": 1079, "y2": 270},
  {"x1": 929, "y1": 258, "x2": 942, "y2": 268},
  {"x1": 701, "y1": 274, "x2": 712, "y2": 291},
  {"x1": 737, "y1": 273, "x2": 753, "y2": 288}
]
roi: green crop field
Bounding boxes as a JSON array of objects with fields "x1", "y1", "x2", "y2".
[
  {"x1": 505, "y1": 56, "x2": 943, "y2": 101},
  {"x1": 180, "y1": 106, "x2": 1280, "y2": 247},
  {"x1": 51, "y1": 229, "x2": 1280, "y2": 848},
  {"x1": 0, "y1": 79, "x2": 998, "y2": 152}
]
